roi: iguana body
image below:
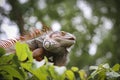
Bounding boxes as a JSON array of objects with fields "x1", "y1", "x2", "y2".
[{"x1": 0, "y1": 26, "x2": 75, "y2": 66}]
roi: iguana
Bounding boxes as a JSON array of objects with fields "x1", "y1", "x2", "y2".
[{"x1": 0, "y1": 25, "x2": 76, "y2": 66}]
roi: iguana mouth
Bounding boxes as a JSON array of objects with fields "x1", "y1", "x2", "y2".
[
  {"x1": 57, "y1": 37, "x2": 75, "y2": 41},
  {"x1": 66, "y1": 37, "x2": 75, "y2": 40},
  {"x1": 64, "y1": 35, "x2": 76, "y2": 41}
]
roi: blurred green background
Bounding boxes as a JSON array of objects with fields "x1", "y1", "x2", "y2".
[{"x1": 0, "y1": 0, "x2": 120, "y2": 69}]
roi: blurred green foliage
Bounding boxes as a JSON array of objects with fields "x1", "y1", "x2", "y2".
[
  {"x1": 0, "y1": 42, "x2": 120, "y2": 80},
  {"x1": 0, "y1": 0, "x2": 120, "y2": 69}
]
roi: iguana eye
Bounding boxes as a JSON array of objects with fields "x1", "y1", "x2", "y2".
[{"x1": 61, "y1": 31, "x2": 66, "y2": 36}]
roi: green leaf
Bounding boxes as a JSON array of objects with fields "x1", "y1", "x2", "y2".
[
  {"x1": 21, "y1": 62, "x2": 48, "y2": 80},
  {"x1": 71, "y1": 66, "x2": 79, "y2": 72},
  {"x1": 102, "y1": 63, "x2": 110, "y2": 69},
  {"x1": 0, "y1": 54, "x2": 14, "y2": 65},
  {"x1": 37, "y1": 65, "x2": 49, "y2": 80},
  {"x1": 25, "y1": 45, "x2": 33, "y2": 62},
  {"x1": 106, "y1": 71, "x2": 120, "y2": 78},
  {"x1": 15, "y1": 42, "x2": 28, "y2": 61},
  {"x1": 48, "y1": 65, "x2": 57, "y2": 79},
  {"x1": 98, "y1": 69, "x2": 106, "y2": 80},
  {"x1": 89, "y1": 65, "x2": 100, "y2": 79},
  {"x1": 0, "y1": 48, "x2": 5, "y2": 57},
  {"x1": 12, "y1": 55, "x2": 27, "y2": 79},
  {"x1": 48, "y1": 66, "x2": 66, "y2": 80},
  {"x1": 0, "y1": 73, "x2": 13, "y2": 80},
  {"x1": 0, "y1": 66, "x2": 24, "y2": 80},
  {"x1": 89, "y1": 66, "x2": 98, "y2": 70},
  {"x1": 65, "y1": 70, "x2": 75, "y2": 80},
  {"x1": 30, "y1": 66, "x2": 48, "y2": 80},
  {"x1": 112, "y1": 64, "x2": 120, "y2": 72},
  {"x1": 21, "y1": 62, "x2": 32, "y2": 70},
  {"x1": 79, "y1": 70, "x2": 87, "y2": 80}
]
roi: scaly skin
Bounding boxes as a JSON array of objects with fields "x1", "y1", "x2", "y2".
[
  {"x1": 0, "y1": 27, "x2": 76, "y2": 66},
  {"x1": 26, "y1": 31, "x2": 75, "y2": 66}
]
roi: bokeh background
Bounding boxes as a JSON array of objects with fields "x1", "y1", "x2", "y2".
[{"x1": 0, "y1": 0, "x2": 120, "y2": 69}]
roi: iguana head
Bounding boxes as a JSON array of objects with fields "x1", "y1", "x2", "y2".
[{"x1": 43, "y1": 31, "x2": 75, "y2": 53}]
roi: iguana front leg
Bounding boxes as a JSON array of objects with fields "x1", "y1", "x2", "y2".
[{"x1": 32, "y1": 48, "x2": 44, "y2": 61}]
